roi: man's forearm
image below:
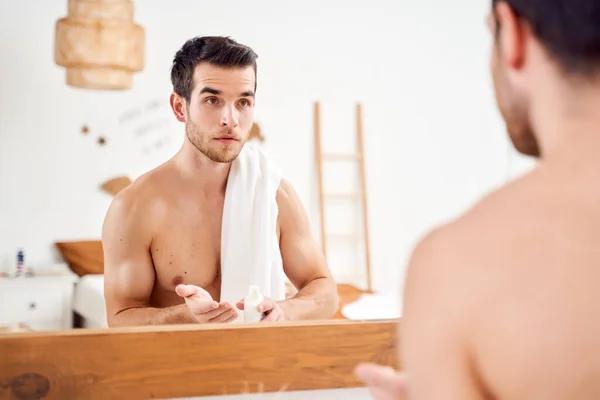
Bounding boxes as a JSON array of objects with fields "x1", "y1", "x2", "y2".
[
  {"x1": 108, "y1": 303, "x2": 196, "y2": 327},
  {"x1": 280, "y1": 277, "x2": 339, "y2": 320}
]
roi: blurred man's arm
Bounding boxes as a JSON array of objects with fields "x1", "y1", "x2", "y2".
[{"x1": 400, "y1": 227, "x2": 487, "y2": 399}]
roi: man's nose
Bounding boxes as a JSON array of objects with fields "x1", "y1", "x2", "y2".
[{"x1": 220, "y1": 104, "x2": 239, "y2": 127}]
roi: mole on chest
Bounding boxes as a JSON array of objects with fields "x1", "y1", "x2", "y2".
[
  {"x1": 152, "y1": 237, "x2": 220, "y2": 286},
  {"x1": 167, "y1": 266, "x2": 221, "y2": 290}
]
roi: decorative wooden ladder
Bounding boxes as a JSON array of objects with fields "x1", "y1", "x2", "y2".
[{"x1": 313, "y1": 101, "x2": 373, "y2": 292}]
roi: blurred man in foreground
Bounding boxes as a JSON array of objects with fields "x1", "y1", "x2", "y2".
[{"x1": 357, "y1": 0, "x2": 600, "y2": 398}]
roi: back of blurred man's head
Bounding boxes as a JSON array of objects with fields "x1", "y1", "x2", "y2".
[{"x1": 488, "y1": 0, "x2": 600, "y2": 157}]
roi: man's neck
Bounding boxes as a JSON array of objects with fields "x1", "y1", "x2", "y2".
[
  {"x1": 531, "y1": 75, "x2": 600, "y2": 164},
  {"x1": 173, "y1": 139, "x2": 232, "y2": 193}
]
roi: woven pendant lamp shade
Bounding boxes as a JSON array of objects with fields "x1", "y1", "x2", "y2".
[{"x1": 54, "y1": 0, "x2": 145, "y2": 90}]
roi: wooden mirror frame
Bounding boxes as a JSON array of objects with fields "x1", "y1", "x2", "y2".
[{"x1": 0, "y1": 319, "x2": 398, "y2": 399}]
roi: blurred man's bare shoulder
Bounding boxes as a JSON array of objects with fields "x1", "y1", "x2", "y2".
[
  {"x1": 432, "y1": 164, "x2": 600, "y2": 399},
  {"x1": 417, "y1": 168, "x2": 544, "y2": 251},
  {"x1": 404, "y1": 167, "x2": 551, "y2": 312}
]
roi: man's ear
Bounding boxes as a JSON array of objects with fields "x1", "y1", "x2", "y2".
[
  {"x1": 495, "y1": 1, "x2": 527, "y2": 71},
  {"x1": 170, "y1": 92, "x2": 187, "y2": 123}
]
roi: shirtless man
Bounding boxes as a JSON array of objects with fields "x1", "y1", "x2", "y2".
[
  {"x1": 102, "y1": 36, "x2": 339, "y2": 327},
  {"x1": 356, "y1": 0, "x2": 600, "y2": 399}
]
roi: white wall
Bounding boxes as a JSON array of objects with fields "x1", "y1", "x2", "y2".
[{"x1": 0, "y1": 0, "x2": 532, "y2": 294}]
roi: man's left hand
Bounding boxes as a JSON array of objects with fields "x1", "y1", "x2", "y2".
[{"x1": 236, "y1": 297, "x2": 286, "y2": 322}]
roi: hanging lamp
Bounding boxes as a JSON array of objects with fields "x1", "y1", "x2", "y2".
[{"x1": 54, "y1": 0, "x2": 145, "y2": 90}]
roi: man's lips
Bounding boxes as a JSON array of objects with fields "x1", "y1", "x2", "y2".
[{"x1": 215, "y1": 136, "x2": 239, "y2": 143}]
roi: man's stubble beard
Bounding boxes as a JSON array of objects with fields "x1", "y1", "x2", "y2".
[
  {"x1": 491, "y1": 42, "x2": 541, "y2": 158},
  {"x1": 185, "y1": 119, "x2": 246, "y2": 164}
]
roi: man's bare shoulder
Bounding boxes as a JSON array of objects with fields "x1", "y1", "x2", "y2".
[
  {"x1": 404, "y1": 166, "x2": 600, "y2": 399},
  {"x1": 275, "y1": 178, "x2": 296, "y2": 208},
  {"x1": 103, "y1": 164, "x2": 173, "y2": 233},
  {"x1": 404, "y1": 168, "x2": 550, "y2": 301},
  {"x1": 400, "y1": 170, "x2": 552, "y2": 399},
  {"x1": 446, "y1": 165, "x2": 576, "y2": 255},
  {"x1": 276, "y1": 177, "x2": 307, "y2": 218},
  {"x1": 274, "y1": 177, "x2": 315, "y2": 243}
]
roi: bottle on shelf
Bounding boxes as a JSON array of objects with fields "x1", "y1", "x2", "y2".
[{"x1": 15, "y1": 248, "x2": 24, "y2": 277}]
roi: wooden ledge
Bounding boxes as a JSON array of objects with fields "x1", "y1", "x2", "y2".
[{"x1": 0, "y1": 319, "x2": 398, "y2": 399}]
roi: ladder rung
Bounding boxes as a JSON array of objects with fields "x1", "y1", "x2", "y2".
[
  {"x1": 322, "y1": 153, "x2": 361, "y2": 161},
  {"x1": 325, "y1": 192, "x2": 361, "y2": 199}
]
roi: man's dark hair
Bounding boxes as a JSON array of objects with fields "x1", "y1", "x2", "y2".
[
  {"x1": 170, "y1": 36, "x2": 258, "y2": 102},
  {"x1": 492, "y1": 0, "x2": 600, "y2": 77}
]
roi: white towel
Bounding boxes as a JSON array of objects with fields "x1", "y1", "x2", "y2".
[{"x1": 219, "y1": 142, "x2": 286, "y2": 323}]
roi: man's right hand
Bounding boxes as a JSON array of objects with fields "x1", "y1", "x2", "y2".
[
  {"x1": 355, "y1": 363, "x2": 406, "y2": 400},
  {"x1": 175, "y1": 284, "x2": 239, "y2": 323}
]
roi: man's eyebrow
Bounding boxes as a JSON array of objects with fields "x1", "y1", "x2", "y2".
[
  {"x1": 198, "y1": 87, "x2": 254, "y2": 98},
  {"x1": 199, "y1": 87, "x2": 221, "y2": 95}
]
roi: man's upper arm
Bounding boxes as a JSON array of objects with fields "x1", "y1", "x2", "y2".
[
  {"x1": 401, "y1": 227, "x2": 486, "y2": 400},
  {"x1": 276, "y1": 178, "x2": 333, "y2": 289},
  {"x1": 102, "y1": 193, "x2": 156, "y2": 322}
]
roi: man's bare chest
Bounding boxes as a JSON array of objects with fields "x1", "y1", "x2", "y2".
[{"x1": 149, "y1": 212, "x2": 223, "y2": 299}]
